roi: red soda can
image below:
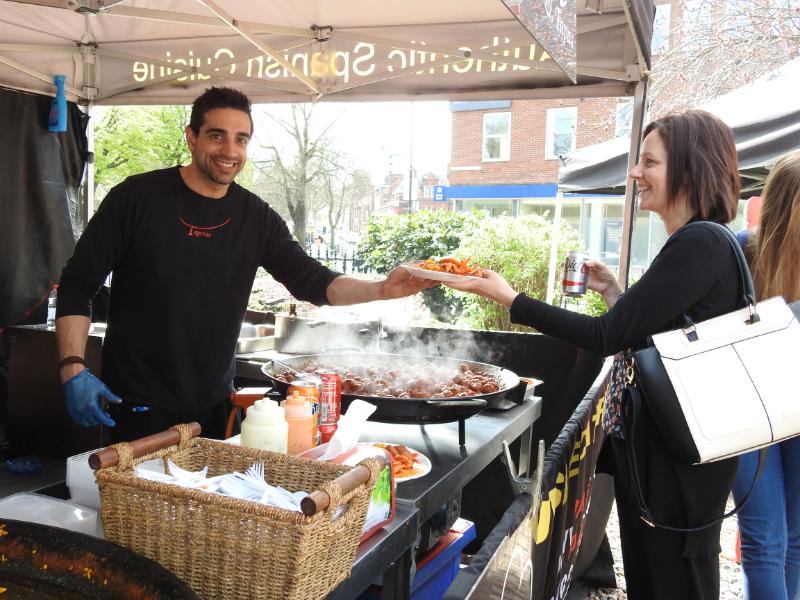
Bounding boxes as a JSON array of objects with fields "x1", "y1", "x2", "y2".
[
  {"x1": 316, "y1": 369, "x2": 342, "y2": 426},
  {"x1": 319, "y1": 423, "x2": 338, "y2": 444}
]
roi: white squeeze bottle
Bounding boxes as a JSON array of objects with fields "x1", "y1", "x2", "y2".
[{"x1": 240, "y1": 399, "x2": 288, "y2": 453}]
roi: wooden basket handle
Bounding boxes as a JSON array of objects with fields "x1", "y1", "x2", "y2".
[
  {"x1": 89, "y1": 422, "x2": 201, "y2": 470},
  {"x1": 300, "y1": 455, "x2": 387, "y2": 517}
]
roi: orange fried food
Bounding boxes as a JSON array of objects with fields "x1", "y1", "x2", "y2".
[
  {"x1": 417, "y1": 257, "x2": 483, "y2": 277},
  {"x1": 391, "y1": 454, "x2": 421, "y2": 479},
  {"x1": 371, "y1": 443, "x2": 423, "y2": 478}
]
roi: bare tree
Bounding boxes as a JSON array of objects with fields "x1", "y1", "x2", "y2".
[
  {"x1": 247, "y1": 160, "x2": 292, "y2": 222},
  {"x1": 253, "y1": 104, "x2": 339, "y2": 244},
  {"x1": 649, "y1": 0, "x2": 800, "y2": 116},
  {"x1": 314, "y1": 166, "x2": 374, "y2": 250}
]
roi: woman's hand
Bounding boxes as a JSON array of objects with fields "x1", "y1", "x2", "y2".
[
  {"x1": 584, "y1": 259, "x2": 623, "y2": 308},
  {"x1": 441, "y1": 269, "x2": 520, "y2": 308}
]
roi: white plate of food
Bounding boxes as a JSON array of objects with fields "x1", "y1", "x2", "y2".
[
  {"x1": 369, "y1": 443, "x2": 432, "y2": 482},
  {"x1": 401, "y1": 259, "x2": 483, "y2": 283}
]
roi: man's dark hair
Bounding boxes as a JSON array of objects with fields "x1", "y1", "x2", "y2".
[
  {"x1": 643, "y1": 110, "x2": 739, "y2": 223},
  {"x1": 188, "y1": 86, "x2": 253, "y2": 135}
]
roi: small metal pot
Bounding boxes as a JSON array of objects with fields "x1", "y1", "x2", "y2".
[{"x1": 273, "y1": 314, "x2": 381, "y2": 354}]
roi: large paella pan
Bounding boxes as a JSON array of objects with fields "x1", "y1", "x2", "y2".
[{"x1": 260, "y1": 353, "x2": 523, "y2": 424}]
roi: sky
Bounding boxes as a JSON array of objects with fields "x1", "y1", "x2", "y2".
[{"x1": 251, "y1": 101, "x2": 452, "y2": 185}]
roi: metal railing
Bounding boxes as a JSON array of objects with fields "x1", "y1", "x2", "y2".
[{"x1": 307, "y1": 246, "x2": 374, "y2": 275}]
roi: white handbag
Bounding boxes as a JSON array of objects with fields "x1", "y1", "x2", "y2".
[
  {"x1": 628, "y1": 222, "x2": 800, "y2": 465},
  {"x1": 651, "y1": 295, "x2": 800, "y2": 463},
  {"x1": 623, "y1": 222, "x2": 800, "y2": 531}
]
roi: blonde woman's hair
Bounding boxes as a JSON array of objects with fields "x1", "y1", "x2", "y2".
[{"x1": 751, "y1": 149, "x2": 800, "y2": 302}]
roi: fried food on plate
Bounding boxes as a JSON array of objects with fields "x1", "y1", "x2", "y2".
[
  {"x1": 371, "y1": 443, "x2": 423, "y2": 479},
  {"x1": 417, "y1": 257, "x2": 483, "y2": 277}
]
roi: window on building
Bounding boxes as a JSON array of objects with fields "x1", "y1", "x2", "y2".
[
  {"x1": 544, "y1": 107, "x2": 577, "y2": 160},
  {"x1": 459, "y1": 198, "x2": 514, "y2": 217},
  {"x1": 651, "y1": 4, "x2": 671, "y2": 54},
  {"x1": 615, "y1": 100, "x2": 633, "y2": 138},
  {"x1": 482, "y1": 112, "x2": 511, "y2": 161}
]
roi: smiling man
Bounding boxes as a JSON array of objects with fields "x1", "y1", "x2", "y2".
[{"x1": 55, "y1": 87, "x2": 434, "y2": 442}]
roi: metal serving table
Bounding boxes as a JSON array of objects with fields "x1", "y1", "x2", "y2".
[
  {"x1": 237, "y1": 350, "x2": 542, "y2": 599},
  {"x1": 326, "y1": 501, "x2": 419, "y2": 600},
  {"x1": 325, "y1": 397, "x2": 542, "y2": 600},
  {"x1": 361, "y1": 398, "x2": 542, "y2": 524}
]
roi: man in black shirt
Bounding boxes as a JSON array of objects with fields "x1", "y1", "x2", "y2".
[{"x1": 55, "y1": 87, "x2": 433, "y2": 441}]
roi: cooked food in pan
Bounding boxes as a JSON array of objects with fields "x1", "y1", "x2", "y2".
[{"x1": 277, "y1": 361, "x2": 500, "y2": 399}]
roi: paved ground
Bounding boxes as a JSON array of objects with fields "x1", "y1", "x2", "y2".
[{"x1": 587, "y1": 497, "x2": 743, "y2": 599}]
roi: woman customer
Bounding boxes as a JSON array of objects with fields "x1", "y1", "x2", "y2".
[
  {"x1": 444, "y1": 110, "x2": 743, "y2": 600},
  {"x1": 733, "y1": 149, "x2": 800, "y2": 600}
]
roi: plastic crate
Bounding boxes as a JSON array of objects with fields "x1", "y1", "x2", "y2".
[
  {"x1": 413, "y1": 519, "x2": 476, "y2": 600},
  {"x1": 359, "y1": 518, "x2": 476, "y2": 600}
]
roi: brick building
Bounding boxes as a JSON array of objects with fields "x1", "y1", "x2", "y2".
[
  {"x1": 440, "y1": 0, "x2": 770, "y2": 272},
  {"x1": 345, "y1": 171, "x2": 448, "y2": 235},
  {"x1": 444, "y1": 96, "x2": 631, "y2": 267}
]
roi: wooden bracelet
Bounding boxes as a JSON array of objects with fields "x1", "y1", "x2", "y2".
[{"x1": 58, "y1": 356, "x2": 86, "y2": 370}]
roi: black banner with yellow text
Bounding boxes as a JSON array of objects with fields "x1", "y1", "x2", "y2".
[{"x1": 446, "y1": 360, "x2": 612, "y2": 600}]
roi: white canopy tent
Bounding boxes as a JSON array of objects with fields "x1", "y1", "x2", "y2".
[
  {"x1": 0, "y1": 0, "x2": 652, "y2": 104},
  {"x1": 1, "y1": 0, "x2": 654, "y2": 286}
]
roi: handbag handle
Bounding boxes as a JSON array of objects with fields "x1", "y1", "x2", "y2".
[
  {"x1": 624, "y1": 384, "x2": 766, "y2": 532},
  {"x1": 677, "y1": 222, "x2": 760, "y2": 342}
]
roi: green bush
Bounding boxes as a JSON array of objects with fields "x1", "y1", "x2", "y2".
[
  {"x1": 357, "y1": 210, "x2": 480, "y2": 321},
  {"x1": 451, "y1": 214, "x2": 583, "y2": 332},
  {"x1": 583, "y1": 290, "x2": 609, "y2": 317}
]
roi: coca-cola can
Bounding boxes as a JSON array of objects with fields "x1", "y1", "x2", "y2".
[
  {"x1": 562, "y1": 251, "x2": 589, "y2": 297},
  {"x1": 316, "y1": 369, "x2": 342, "y2": 426},
  {"x1": 319, "y1": 423, "x2": 338, "y2": 444}
]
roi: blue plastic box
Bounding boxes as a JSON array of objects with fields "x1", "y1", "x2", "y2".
[
  {"x1": 359, "y1": 518, "x2": 476, "y2": 600},
  {"x1": 413, "y1": 518, "x2": 476, "y2": 600}
]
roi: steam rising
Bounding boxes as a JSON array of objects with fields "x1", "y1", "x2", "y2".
[{"x1": 278, "y1": 297, "x2": 508, "y2": 366}]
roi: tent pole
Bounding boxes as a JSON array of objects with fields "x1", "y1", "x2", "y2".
[
  {"x1": 0, "y1": 52, "x2": 82, "y2": 98},
  {"x1": 79, "y1": 43, "x2": 99, "y2": 233},
  {"x1": 545, "y1": 191, "x2": 564, "y2": 305},
  {"x1": 83, "y1": 102, "x2": 94, "y2": 231},
  {"x1": 194, "y1": 0, "x2": 319, "y2": 94},
  {"x1": 618, "y1": 78, "x2": 648, "y2": 289}
]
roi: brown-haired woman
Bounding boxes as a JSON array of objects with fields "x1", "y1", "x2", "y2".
[
  {"x1": 732, "y1": 149, "x2": 800, "y2": 600},
  {"x1": 444, "y1": 110, "x2": 743, "y2": 599}
]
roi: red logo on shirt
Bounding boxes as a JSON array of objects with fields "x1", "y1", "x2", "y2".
[{"x1": 180, "y1": 217, "x2": 231, "y2": 239}]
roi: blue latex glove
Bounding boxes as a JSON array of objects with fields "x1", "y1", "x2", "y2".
[{"x1": 64, "y1": 369, "x2": 122, "y2": 427}]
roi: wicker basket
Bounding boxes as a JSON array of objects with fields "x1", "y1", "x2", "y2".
[{"x1": 94, "y1": 423, "x2": 380, "y2": 600}]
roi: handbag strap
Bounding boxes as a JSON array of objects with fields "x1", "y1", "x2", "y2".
[
  {"x1": 625, "y1": 384, "x2": 766, "y2": 532},
  {"x1": 678, "y1": 222, "x2": 760, "y2": 331}
]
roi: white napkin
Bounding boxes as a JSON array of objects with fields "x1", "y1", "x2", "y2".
[{"x1": 317, "y1": 399, "x2": 377, "y2": 461}]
